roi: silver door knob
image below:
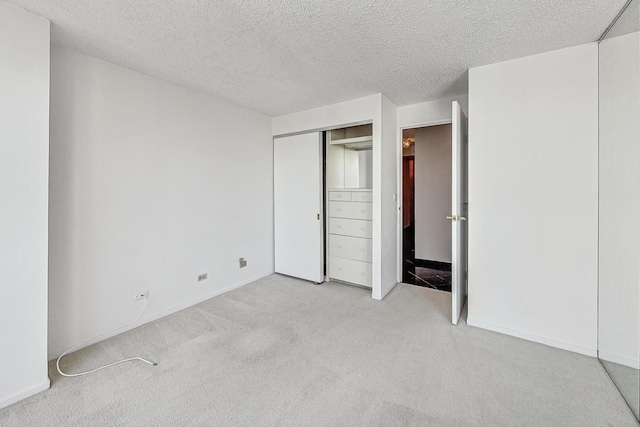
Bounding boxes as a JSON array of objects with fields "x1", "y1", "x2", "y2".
[{"x1": 446, "y1": 215, "x2": 458, "y2": 221}]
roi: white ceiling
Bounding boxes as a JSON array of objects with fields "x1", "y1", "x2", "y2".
[
  {"x1": 606, "y1": 0, "x2": 639, "y2": 39},
  {"x1": 7, "y1": 0, "x2": 628, "y2": 116}
]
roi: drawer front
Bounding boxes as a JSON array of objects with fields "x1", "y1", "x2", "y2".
[
  {"x1": 329, "y1": 201, "x2": 373, "y2": 220},
  {"x1": 329, "y1": 191, "x2": 352, "y2": 202},
  {"x1": 330, "y1": 234, "x2": 372, "y2": 263},
  {"x1": 329, "y1": 256, "x2": 372, "y2": 288},
  {"x1": 329, "y1": 218, "x2": 372, "y2": 239},
  {"x1": 351, "y1": 191, "x2": 373, "y2": 202}
]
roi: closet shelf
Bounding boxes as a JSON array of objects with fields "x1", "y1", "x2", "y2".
[{"x1": 329, "y1": 135, "x2": 373, "y2": 146}]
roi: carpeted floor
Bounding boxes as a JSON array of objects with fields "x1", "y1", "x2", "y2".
[{"x1": 0, "y1": 274, "x2": 637, "y2": 426}]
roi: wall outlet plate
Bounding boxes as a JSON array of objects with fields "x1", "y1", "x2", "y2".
[
  {"x1": 198, "y1": 273, "x2": 208, "y2": 282},
  {"x1": 134, "y1": 290, "x2": 149, "y2": 300}
]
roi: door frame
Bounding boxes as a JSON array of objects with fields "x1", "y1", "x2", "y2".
[
  {"x1": 396, "y1": 118, "x2": 452, "y2": 285},
  {"x1": 273, "y1": 119, "x2": 375, "y2": 287}
]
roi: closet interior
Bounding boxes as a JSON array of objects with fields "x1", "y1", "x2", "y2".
[{"x1": 325, "y1": 124, "x2": 373, "y2": 288}]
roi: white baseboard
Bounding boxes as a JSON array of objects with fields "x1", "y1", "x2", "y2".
[
  {"x1": 0, "y1": 379, "x2": 50, "y2": 410},
  {"x1": 467, "y1": 318, "x2": 597, "y2": 358},
  {"x1": 48, "y1": 272, "x2": 273, "y2": 360},
  {"x1": 598, "y1": 351, "x2": 640, "y2": 369}
]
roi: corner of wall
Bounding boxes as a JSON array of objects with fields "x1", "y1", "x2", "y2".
[{"x1": 0, "y1": 0, "x2": 51, "y2": 408}]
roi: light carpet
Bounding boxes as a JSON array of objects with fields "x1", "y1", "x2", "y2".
[{"x1": 0, "y1": 274, "x2": 637, "y2": 426}]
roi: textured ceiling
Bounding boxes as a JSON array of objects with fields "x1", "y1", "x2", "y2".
[
  {"x1": 7, "y1": 0, "x2": 629, "y2": 116},
  {"x1": 606, "y1": 0, "x2": 639, "y2": 39}
]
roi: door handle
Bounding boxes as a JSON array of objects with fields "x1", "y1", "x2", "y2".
[{"x1": 446, "y1": 215, "x2": 458, "y2": 221}]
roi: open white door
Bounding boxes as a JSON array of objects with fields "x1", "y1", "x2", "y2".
[
  {"x1": 450, "y1": 101, "x2": 468, "y2": 325},
  {"x1": 274, "y1": 132, "x2": 324, "y2": 283}
]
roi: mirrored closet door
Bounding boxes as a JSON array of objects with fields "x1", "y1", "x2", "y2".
[{"x1": 598, "y1": 0, "x2": 640, "y2": 420}]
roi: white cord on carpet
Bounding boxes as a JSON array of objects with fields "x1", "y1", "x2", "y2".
[{"x1": 56, "y1": 297, "x2": 157, "y2": 377}]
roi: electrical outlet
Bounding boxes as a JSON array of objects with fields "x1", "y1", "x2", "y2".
[
  {"x1": 239, "y1": 257, "x2": 247, "y2": 268},
  {"x1": 198, "y1": 273, "x2": 208, "y2": 282},
  {"x1": 134, "y1": 290, "x2": 149, "y2": 300}
]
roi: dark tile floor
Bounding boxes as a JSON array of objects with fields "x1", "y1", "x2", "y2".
[
  {"x1": 406, "y1": 266, "x2": 452, "y2": 292},
  {"x1": 402, "y1": 225, "x2": 452, "y2": 292}
]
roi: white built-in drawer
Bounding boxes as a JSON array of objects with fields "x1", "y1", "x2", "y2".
[
  {"x1": 329, "y1": 218, "x2": 372, "y2": 239},
  {"x1": 329, "y1": 191, "x2": 352, "y2": 202},
  {"x1": 330, "y1": 234, "x2": 372, "y2": 263},
  {"x1": 329, "y1": 201, "x2": 372, "y2": 220},
  {"x1": 351, "y1": 191, "x2": 373, "y2": 202},
  {"x1": 329, "y1": 256, "x2": 372, "y2": 288}
]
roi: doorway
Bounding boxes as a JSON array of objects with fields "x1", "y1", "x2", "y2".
[{"x1": 401, "y1": 124, "x2": 453, "y2": 292}]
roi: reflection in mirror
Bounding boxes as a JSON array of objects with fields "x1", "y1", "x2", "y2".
[
  {"x1": 344, "y1": 148, "x2": 372, "y2": 189},
  {"x1": 326, "y1": 124, "x2": 373, "y2": 190},
  {"x1": 326, "y1": 142, "x2": 345, "y2": 189},
  {"x1": 598, "y1": 0, "x2": 640, "y2": 420}
]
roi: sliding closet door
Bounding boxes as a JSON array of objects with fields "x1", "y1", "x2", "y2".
[{"x1": 274, "y1": 132, "x2": 324, "y2": 283}]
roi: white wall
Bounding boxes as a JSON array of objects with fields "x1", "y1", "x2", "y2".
[
  {"x1": 397, "y1": 95, "x2": 468, "y2": 129},
  {"x1": 272, "y1": 94, "x2": 380, "y2": 137},
  {"x1": 414, "y1": 125, "x2": 452, "y2": 263},
  {"x1": 467, "y1": 43, "x2": 599, "y2": 356},
  {"x1": 598, "y1": 32, "x2": 640, "y2": 368},
  {"x1": 272, "y1": 94, "x2": 398, "y2": 300},
  {"x1": 0, "y1": 2, "x2": 50, "y2": 409},
  {"x1": 49, "y1": 47, "x2": 274, "y2": 358}
]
